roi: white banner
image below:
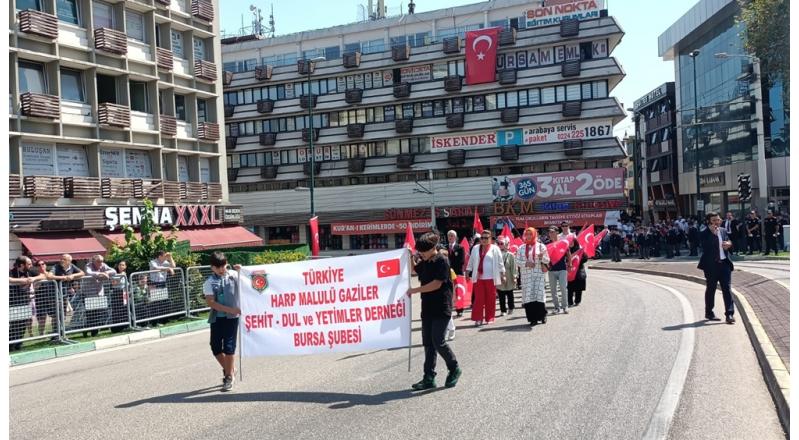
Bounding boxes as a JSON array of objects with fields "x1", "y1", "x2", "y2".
[{"x1": 239, "y1": 249, "x2": 411, "y2": 356}]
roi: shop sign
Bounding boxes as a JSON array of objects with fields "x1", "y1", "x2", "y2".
[
  {"x1": 400, "y1": 65, "x2": 432, "y2": 83},
  {"x1": 524, "y1": 0, "x2": 605, "y2": 28},
  {"x1": 491, "y1": 168, "x2": 625, "y2": 203},
  {"x1": 497, "y1": 118, "x2": 614, "y2": 146},
  {"x1": 496, "y1": 40, "x2": 607, "y2": 70},
  {"x1": 654, "y1": 199, "x2": 677, "y2": 208},
  {"x1": 490, "y1": 211, "x2": 620, "y2": 228},
  {"x1": 104, "y1": 204, "x2": 225, "y2": 231},
  {"x1": 699, "y1": 172, "x2": 726, "y2": 188},
  {"x1": 493, "y1": 198, "x2": 627, "y2": 216},
  {"x1": 430, "y1": 131, "x2": 497, "y2": 151},
  {"x1": 633, "y1": 83, "x2": 669, "y2": 111},
  {"x1": 331, "y1": 219, "x2": 433, "y2": 236},
  {"x1": 384, "y1": 206, "x2": 484, "y2": 220},
  {"x1": 223, "y1": 207, "x2": 243, "y2": 222}
]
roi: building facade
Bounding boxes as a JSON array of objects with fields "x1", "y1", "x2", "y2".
[
  {"x1": 222, "y1": 0, "x2": 627, "y2": 254},
  {"x1": 658, "y1": 0, "x2": 789, "y2": 218},
  {"x1": 9, "y1": 0, "x2": 260, "y2": 263},
  {"x1": 631, "y1": 82, "x2": 680, "y2": 221}
]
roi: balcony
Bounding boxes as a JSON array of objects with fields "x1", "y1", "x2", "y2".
[
  {"x1": 159, "y1": 114, "x2": 177, "y2": 137},
  {"x1": 348, "y1": 158, "x2": 365, "y2": 173},
  {"x1": 20, "y1": 92, "x2": 60, "y2": 119},
  {"x1": 499, "y1": 28, "x2": 517, "y2": 46},
  {"x1": 18, "y1": 9, "x2": 58, "y2": 39},
  {"x1": 500, "y1": 145, "x2": 519, "y2": 161},
  {"x1": 447, "y1": 149, "x2": 466, "y2": 166},
  {"x1": 140, "y1": 179, "x2": 165, "y2": 199},
  {"x1": 98, "y1": 103, "x2": 130, "y2": 128},
  {"x1": 301, "y1": 128, "x2": 320, "y2": 142},
  {"x1": 156, "y1": 47, "x2": 173, "y2": 71},
  {"x1": 206, "y1": 182, "x2": 223, "y2": 201},
  {"x1": 393, "y1": 82, "x2": 411, "y2": 98},
  {"x1": 299, "y1": 94, "x2": 317, "y2": 109},
  {"x1": 562, "y1": 101, "x2": 582, "y2": 118},
  {"x1": 226, "y1": 137, "x2": 237, "y2": 150},
  {"x1": 184, "y1": 182, "x2": 206, "y2": 202},
  {"x1": 396, "y1": 153, "x2": 414, "y2": 169},
  {"x1": 163, "y1": 180, "x2": 182, "y2": 203},
  {"x1": 23, "y1": 176, "x2": 65, "y2": 198},
  {"x1": 255, "y1": 65, "x2": 273, "y2": 81},
  {"x1": 260, "y1": 165, "x2": 278, "y2": 179},
  {"x1": 191, "y1": 0, "x2": 214, "y2": 21},
  {"x1": 197, "y1": 122, "x2": 220, "y2": 141},
  {"x1": 344, "y1": 88, "x2": 363, "y2": 104},
  {"x1": 222, "y1": 71, "x2": 233, "y2": 86},
  {"x1": 391, "y1": 44, "x2": 410, "y2": 61},
  {"x1": 256, "y1": 99, "x2": 274, "y2": 114},
  {"x1": 564, "y1": 139, "x2": 583, "y2": 156},
  {"x1": 101, "y1": 178, "x2": 137, "y2": 199},
  {"x1": 562, "y1": 60, "x2": 581, "y2": 77},
  {"x1": 194, "y1": 59, "x2": 217, "y2": 82},
  {"x1": 442, "y1": 36, "x2": 460, "y2": 54},
  {"x1": 223, "y1": 105, "x2": 234, "y2": 118},
  {"x1": 446, "y1": 113, "x2": 464, "y2": 129},
  {"x1": 342, "y1": 52, "x2": 361, "y2": 68},
  {"x1": 498, "y1": 69, "x2": 517, "y2": 85},
  {"x1": 259, "y1": 132, "x2": 277, "y2": 146},
  {"x1": 297, "y1": 59, "x2": 314, "y2": 75},
  {"x1": 444, "y1": 75, "x2": 462, "y2": 92},
  {"x1": 346, "y1": 123, "x2": 364, "y2": 138},
  {"x1": 303, "y1": 161, "x2": 321, "y2": 176},
  {"x1": 64, "y1": 177, "x2": 101, "y2": 198},
  {"x1": 560, "y1": 18, "x2": 579, "y2": 37},
  {"x1": 10, "y1": 174, "x2": 22, "y2": 199},
  {"x1": 94, "y1": 28, "x2": 127, "y2": 55},
  {"x1": 395, "y1": 118, "x2": 413, "y2": 133},
  {"x1": 500, "y1": 108, "x2": 519, "y2": 124}
]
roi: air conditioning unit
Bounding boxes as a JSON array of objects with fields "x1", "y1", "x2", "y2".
[
  {"x1": 442, "y1": 36, "x2": 460, "y2": 54},
  {"x1": 562, "y1": 101, "x2": 582, "y2": 118},
  {"x1": 260, "y1": 165, "x2": 278, "y2": 179},
  {"x1": 560, "y1": 18, "x2": 579, "y2": 37},
  {"x1": 345, "y1": 88, "x2": 363, "y2": 104},
  {"x1": 447, "y1": 149, "x2": 466, "y2": 165},
  {"x1": 259, "y1": 132, "x2": 277, "y2": 146},
  {"x1": 444, "y1": 75, "x2": 463, "y2": 92},
  {"x1": 257, "y1": 99, "x2": 274, "y2": 114},
  {"x1": 501, "y1": 108, "x2": 519, "y2": 123},
  {"x1": 500, "y1": 145, "x2": 519, "y2": 161},
  {"x1": 392, "y1": 44, "x2": 410, "y2": 61},
  {"x1": 393, "y1": 82, "x2": 411, "y2": 98},
  {"x1": 446, "y1": 113, "x2": 464, "y2": 129},
  {"x1": 562, "y1": 59, "x2": 581, "y2": 77},
  {"x1": 343, "y1": 51, "x2": 361, "y2": 68},
  {"x1": 564, "y1": 139, "x2": 583, "y2": 156},
  {"x1": 347, "y1": 123, "x2": 365, "y2": 138},
  {"x1": 396, "y1": 153, "x2": 415, "y2": 168},
  {"x1": 348, "y1": 158, "x2": 366, "y2": 172},
  {"x1": 395, "y1": 118, "x2": 413, "y2": 133},
  {"x1": 498, "y1": 69, "x2": 517, "y2": 85}
]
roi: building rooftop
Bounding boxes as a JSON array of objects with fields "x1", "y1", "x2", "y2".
[{"x1": 657, "y1": 0, "x2": 735, "y2": 60}]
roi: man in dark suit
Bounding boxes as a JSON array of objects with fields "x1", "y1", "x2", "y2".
[
  {"x1": 697, "y1": 212, "x2": 735, "y2": 324},
  {"x1": 723, "y1": 212, "x2": 740, "y2": 255}
]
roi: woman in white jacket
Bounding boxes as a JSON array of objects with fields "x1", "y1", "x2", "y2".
[
  {"x1": 515, "y1": 227, "x2": 550, "y2": 326},
  {"x1": 465, "y1": 230, "x2": 505, "y2": 326}
]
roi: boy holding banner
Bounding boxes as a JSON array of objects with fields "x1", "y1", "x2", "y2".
[
  {"x1": 203, "y1": 252, "x2": 241, "y2": 392},
  {"x1": 407, "y1": 232, "x2": 462, "y2": 390}
]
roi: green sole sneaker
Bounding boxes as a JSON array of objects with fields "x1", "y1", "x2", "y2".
[
  {"x1": 445, "y1": 368, "x2": 462, "y2": 388},
  {"x1": 411, "y1": 378, "x2": 437, "y2": 390}
]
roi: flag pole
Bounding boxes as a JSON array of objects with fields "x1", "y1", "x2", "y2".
[
  {"x1": 407, "y1": 248, "x2": 413, "y2": 373},
  {"x1": 237, "y1": 270, "x2": 243, "y2": 383}
]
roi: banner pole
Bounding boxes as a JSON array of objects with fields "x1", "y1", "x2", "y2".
[
  {"x1": 237, "y1": 269, "x2": 243, "y2": 383},
  {"x1": 407, "y1": 249, "x2": 413, "y2": 373}
]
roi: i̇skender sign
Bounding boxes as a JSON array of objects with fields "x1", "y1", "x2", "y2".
[{"x1": 239, "y1": 249, "x2": 411, "y2": 356}]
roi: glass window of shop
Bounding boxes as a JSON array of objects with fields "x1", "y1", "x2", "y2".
[
  {"x1": 317, "y1": 225, "x2": 343, "y2": 250},
  {"x1": 266, "y1": 226, "x2": 298, "y2": 245},
  {"x1": 349, "y1": 234, "x2": 390, "y2": 250}
]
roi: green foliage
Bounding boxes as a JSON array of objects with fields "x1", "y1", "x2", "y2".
[
  {"x1": 251, "y1": 250, "x2": 308, "y2": 265},
  {"x1": 194, "y1": 244, "x2": 309, "y2": 266},
  {"x1": 106, "y1": 198, "x2": 199, "y2": 272},
  {"x1": 738, "y1": 0, "x2": 790, "y2": 104}
]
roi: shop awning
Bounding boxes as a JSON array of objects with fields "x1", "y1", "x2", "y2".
[
  {"x1": 102, "y1": 226, "x2": 263, "y2": 251},
  {"x1": 16, "y1": 232, "x2": 107, "y2": 263}
]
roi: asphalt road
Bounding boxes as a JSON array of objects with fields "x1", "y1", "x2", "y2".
[
  {"x1": 733, "y1": 260, "x2": 791, "y2": 289},
  {"x1": 9, "y1": 271, "x2": 785, "y2": 439}
]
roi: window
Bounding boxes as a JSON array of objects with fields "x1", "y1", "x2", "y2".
[
  {"x1": 171, "y1": 30, "x2": 184, "y2": 58},
  {"x1": 125, "y1": 10, "x2": 145, "y2": 42},
  {"x1": 362, "y1": 39, "x2": 385, "y2": 54},
  {"x1": 555, "y1": 86, "x2": 566, "y2": 102},
  {"x1": 197, "y1": 99, "x2": 207, "y2": 123},
  {"x1": 96, "y1": 74, "x2": 116, "y2": 103},
  {"x1": 56, "y1": 0, "x2": 79, "y2": 24},
  {"x1": 193, "y1": 38, "x2": 206, "y2": 61},
  {"x1": 344, "y1": 42, "x2": 360, "y2": 53},
  {"x1": 324, "y1": 46, "x2": 340, "y2": 60},
  {"x1": 175, "y1": 94, "x2": 186, "y2": 121},
  {"x1": 541, "y1": 87, "x2": 555, "y2": 104},
  {"x1": 592, "y1": 81, "x2": 607, "y2": 98},
  {"x1": 17, "y1": 0, "x2": 41, "y2": 11},
  {"x1": 18, "y1": 61, "x2": 46, "y2": 94},
  {"x1": 60, "y1": 69, "x2": 84, "y2": 102},
  {"x1": 582, "y1": 82, "x2": 592, "y2": 99},
  {"x1": 566, "y1": 84, "x2": 581, "y2": 101},
  {"x1": 93, "y1": 1, "x2": 113, "y2": 29},
  {"x1": 129, "y1": 81, "x2": 147, "y2": 112}
]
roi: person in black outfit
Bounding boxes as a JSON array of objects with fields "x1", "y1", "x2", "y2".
[
  {"x1": 446, "y1": 230, "x2": 466, "y2": 317},
  {"x1": 722, "y1": 212, "x2": 740, "y2": 255},
  {"x1": 408, "y1": 232, "x2": 462, "y2": 390},
  {"x1": 666, "y1": 225, "x2": 680, "y2": 259},
  {"x1": 687, "y1": 221, "x2": 700, "y2": 256},
  {"x1": 697, "y1": 212, "x2": 736, "y2": 324},
  {"x1": 636, "y1": 228, "x2": 649, "y2": 259},
  {"x1": 745, "y1": 211, "x2": 761, "y2": 254},
  {"x1": 567, "y1": 241, "x2": 588, "y2": 306},
  {"x1": 763, "y1": 210, "x2": 780, "y2": 255},
  {"x1": 9, "y1": 256, "x2": 46, "y2": 351},
  {"x1": 609, "y1": 230, "x2": 623, "y2": 262}
]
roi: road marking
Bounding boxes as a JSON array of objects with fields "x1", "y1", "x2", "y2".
[{"x1": 625, "y1": 276, "x2": 696, "y2": 440}]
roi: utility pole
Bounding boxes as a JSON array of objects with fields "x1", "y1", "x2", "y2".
[{"x1": 689, "y1": 49, "x2": 703, "y2": 222}]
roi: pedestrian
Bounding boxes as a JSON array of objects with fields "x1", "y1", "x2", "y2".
[
  {"x1": 203, "y1": 251, "x2": 242, "y2": 392},
  {"x1": 546, "y1": 226, "x2": 572, "y2": 314},
  {"x1": 495, "y1": 236, "x2": 517, "y2": 317},
  {"x1": 697, "y1": 212, "x2": 736, "y2": 324},
  {"x1": 109, "y1": 261, "x2": 129, "y2": 333},
  {"x1": 763, "y1": 210, "x2": 780, "y2": 256},
  {"x1": 9, "y1": 257, "x2": 46, "y2": 350},
  {"x1": 447, "y1": 230, "x2": 466, "y2": 318},
  {"x1": 516, "y1": 227, "x2": 550, "y2": 326},
  {"x1": 688, "y1": 221, "x2": 700, "y2": 256},
  {"x1": 465, "y1": 230, "x2": 505, "y2": 326},
  {"x1": 745, "y1": 211, "x2": 761, "y2": 254},
  {"x1": 567, "y1": 240, "x2": 588, "y2": 307},
  {"x1": 84, "y1": 255, "x2": 116, "y2": 337},
  {"x1": 407, "y1": 232, "x2": 462, "y2": 390},
  {"x1": 148, "y1": 251, "x2": 176, "y2": 324},
  {"x1": 49, "y1": 254, "x2": 85, "y2": 330},
  {"x1": 723, "y1": 212, "x2": 740, "y2": 255},
  {"x1": 609, "y1": 230, "x2": 623, "y2": 262},
  {"x1": 636, "y1": 227, "x2": 649, "y2": 259},
  {"x1": 438, "y1": 248, "x2": 457, "y2": 342}
]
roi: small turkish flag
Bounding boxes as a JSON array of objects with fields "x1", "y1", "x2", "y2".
[
  {"x1": 466, "y1": 27, "x2": 500, "y2": 85},
  {"x1": 473, "y1": 209, "x2": 484, "y2": 234},
  {"x1": 577, "y1": 224, "x2": 595, "y2": 255},
  {"x1": 404, "y1": 222, "x2": 415, "y2": 251},
  {"x1": 567, "y1": 249, "x2": 585, "y2": 282},
  {"x1": 376, "y1": 259, "x2": 401, "y2": 278}
]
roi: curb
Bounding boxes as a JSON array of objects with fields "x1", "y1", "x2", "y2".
[
  {"x1": 9, "y1": 320, "x2": 210, "y2": 367},
  {"x1": 590, "y1": 264, "x2": 790, "y2": 434}
]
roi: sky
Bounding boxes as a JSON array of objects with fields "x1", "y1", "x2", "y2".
[{"x1": 219, "y1": 0, "x2": 700, "y2": 138}]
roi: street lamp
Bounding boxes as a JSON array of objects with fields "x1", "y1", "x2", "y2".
[
  {"x1": 305, "y1": 55, "x2": 326, "y2": 218},
  {"x1": 626, "y1": 107, "x2": 647, "y2": 224},
  {"x1": 689, "y1": 49, "x2": 702, "y2": 222},
  {"x1": 411, "y1": 166, "x2": 436, "y2": 232}
]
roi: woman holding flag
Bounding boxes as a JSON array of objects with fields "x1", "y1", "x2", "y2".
[
  {"x1": 516, "y1": 227, "x2": 550, "y2": 326},
  {"x1": 567, "y1": 239, "x2": 588, "y2": 307}
]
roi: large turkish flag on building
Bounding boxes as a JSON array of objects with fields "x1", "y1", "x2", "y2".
[{"x1": 465, "y1": 27, "x2": 500, "y2": 85}]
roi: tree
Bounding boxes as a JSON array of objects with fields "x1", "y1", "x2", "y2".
[
  {"x1": 738, "y1": 0, "x2": 790, "y2": 105},
  {"x1": 106, "y1": 198, "x2": 198, "y2": 272}
]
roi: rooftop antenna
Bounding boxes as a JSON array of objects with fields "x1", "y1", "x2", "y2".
[
  {"x1": 249, "y1": 4, "x2": 263, "y2": 36},
  {"x1": 377, "y1": 0, "x2": 385, "y2": 18},
  {"x1": 408, "y1": 0, "x2": 415, "y2": 14},
  {"x1": 268, "y1": 3, "x2": 275, "y2": 37}
]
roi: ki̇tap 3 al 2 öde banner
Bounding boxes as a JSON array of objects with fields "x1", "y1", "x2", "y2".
[{"x1": 238, "y1": 249, "x2": 411, "y2": 356}]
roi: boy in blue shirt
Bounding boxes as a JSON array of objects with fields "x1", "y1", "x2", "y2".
[{"x1": 203, "y1": 252, "x2": 241, "y2": 391}]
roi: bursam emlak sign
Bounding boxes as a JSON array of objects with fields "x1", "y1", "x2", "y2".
[{"x1": 239, "y1": 249, "x2": 411, "y2": 356}]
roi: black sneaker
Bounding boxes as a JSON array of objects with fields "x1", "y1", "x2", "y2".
[
  {"x1": 222, "y1": 375, "x2": 234, "y2": 392},
  {"x1": 445, "y1": 368, "x2": 462, "y2": 388},
  {"x1": 411, "y1": 376, "x2": 436, "y2": 390}
]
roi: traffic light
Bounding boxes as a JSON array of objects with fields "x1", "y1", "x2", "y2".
[{"x1": 738, "y1": 173, "x2": 752, "y2": 201}]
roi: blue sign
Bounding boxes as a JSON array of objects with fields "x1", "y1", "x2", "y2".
[
  {"x1": 497, "y1": 128, "x2": 523, "y2": 146},
  {"x1": 539, "y1": 202, "x2": 571, "y2": 212},
  {"x1": 515, "y1": 178, "x2": 538, "y2": 200}
]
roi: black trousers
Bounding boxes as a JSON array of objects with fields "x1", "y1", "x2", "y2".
[
  {"x1": 747, "y1": 236, "x2": 761, "y2": 253},
  {"x1": 523, "y1": 301, "x2": 547, "y2": 323},
  {"x1": 421, "y1": 316, "x2": 458, "y2": 378},
  {"x1": 764, "y1": 236, "x2": 779, "y2": 255},
  {"x1": 611, "y1": 247, "x2": 621, "y2": 262},
  {"x1": 497, "y1": 289, "x2": 515, "y2": 313},
  {"x1": 703, "y1": 261, "x2": 734, "y2": 318},
  {"x1": 568, "y1": 286, "x2": 583, "y2": 306}
]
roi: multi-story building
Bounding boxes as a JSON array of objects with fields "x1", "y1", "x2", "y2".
[
  {"x1": 658, "y1": 0, "x2": 789, "y2": 217},
  {"x1": 9, "y1": 0, "x2": 260, "y2": 263},
  {"x1": 631, "y1": 82, "x2": 680, "y2": 221},
  {"x1": 222, "y1": 0, "x2": 627, "y2": 254}
]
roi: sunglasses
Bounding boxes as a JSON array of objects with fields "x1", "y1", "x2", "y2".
[{"x1": 480, "y1": 237, "x2": 490, "y2": 240}]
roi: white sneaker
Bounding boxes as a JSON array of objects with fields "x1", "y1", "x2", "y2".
[
  {"x1": 563, "y1": 307, "x2": 569, "y2": 314},
  {"x1": 447, "y1": 330, "x2": 455, "y2": 341},
  {"x1": 552, "y1": 309, "x2": 560, "y2": 315},
  {"x1": 222, "y1": 375, "x2": 234, "y2": 392},
  {"x1": 500, "y1": 312, "x2": 506, "y2": 317},
  {"x1": 508, "y1": 309, "x2": 514, "y2": 315}
]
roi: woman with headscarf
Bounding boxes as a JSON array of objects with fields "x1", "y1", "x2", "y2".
[{"x1": 515, "y1": 227, "x2": 550, "y2": 326}]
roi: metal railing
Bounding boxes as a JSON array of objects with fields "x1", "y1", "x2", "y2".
[
  {"x1": 128, "y1": 268, "x2": 187, "y2": 327},
  {"x1": 9, "y1": 280, "x2": 61, "y2": 350},
  {"x1": 62, "y1": 275, "x2": 131, "y2": 338}
]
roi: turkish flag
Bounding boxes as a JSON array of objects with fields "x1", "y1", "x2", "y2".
[
  {"x1": 592, "y1": 229, "x2": 609, "y2": 257},
  {"x1": 500, "y1": 223, "x2": 513, "y2": 241},
  {"x1": 376, "y1": 259, "x2": 401, "y2": 278},
  {"x1": 473, "y1": 209, "x2": 484, "y2": 234},
  {"x1": 509, "y1": 237, "x2": 523, "y2": 254},
  {"x1": 404, "y1": 222, "x2": 415, "y2": 251},
  {"x1": 454, "y1": 275, "x2": 473, "y2": 309},
  {"x1": 309, "y1": 216, "x2": 320, "y2": 257},
  {"x1": 460, "y1": 237, "x2": 471, "y2": 273},
  {"x1": 567, "y1": 249, "x2": 584, "y2": 282},
  {"x1": 577, "y1": 224, "x2": 595, "y2": 256},
  {"x1": 466, "y1": 27, "x2": 500, "y2": 85},
  {"x1": 546, "y1": 239, "x2": 570, "y2": 266}
]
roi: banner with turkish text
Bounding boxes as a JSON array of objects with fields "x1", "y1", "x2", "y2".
[
  {"x1": 239, "y1": 249, "x2": 411, "y2": 356},
  {"x1": 465, "y1": 27, "x2": 500, "y2": 85}
]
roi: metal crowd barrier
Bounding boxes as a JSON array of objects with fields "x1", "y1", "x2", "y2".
[
  {"x1": 9, "y1": 280, "x2": 61, "y2": 350},
  {"x1": 185, "y1": 265, "x2": 215, "y2": 315},
  {"x1": 129, "y1": 268, "x2": 186, "y2": 327},
  {"x1": 62, "y1": 275, "x2": 132, "y2": 338}
]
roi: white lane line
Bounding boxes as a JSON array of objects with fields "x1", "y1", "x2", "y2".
[{"x1": 625, "y1": 276, "x2": 696, "y2": 440}]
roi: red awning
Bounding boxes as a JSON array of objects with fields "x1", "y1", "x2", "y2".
[
  {"x1": 16, "y1": 232, "x2": 107, "y2": 263},
  {"x1": 101, "y1": 226, "x2": 263, "y2": 251}
]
